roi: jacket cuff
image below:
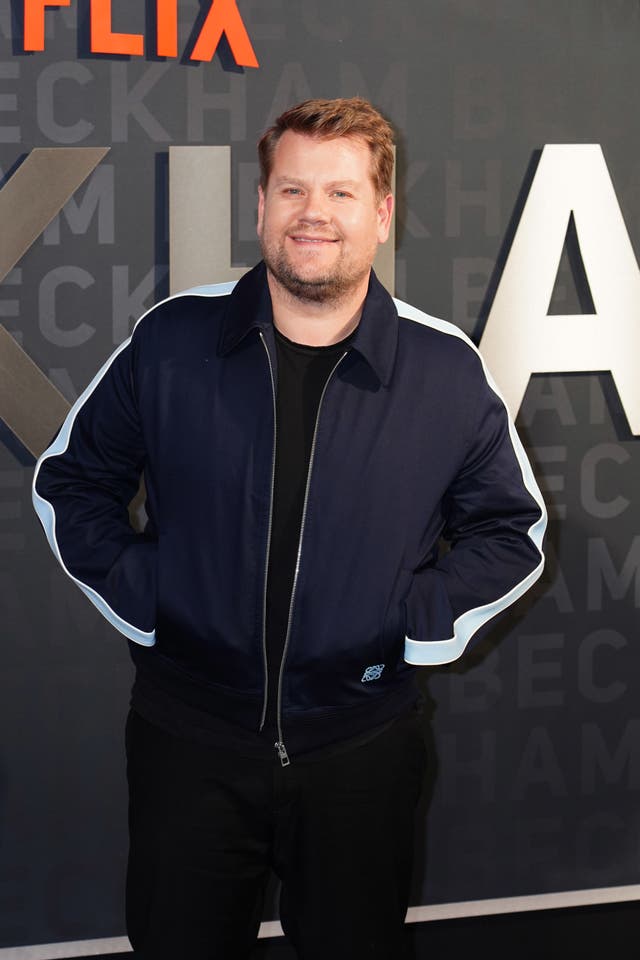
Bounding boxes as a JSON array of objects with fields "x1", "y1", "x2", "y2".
[{"x1": 404, "y1": 634, "x2": 464, "y2": 666}]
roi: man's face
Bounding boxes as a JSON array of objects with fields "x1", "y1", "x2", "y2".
[{"x1": 257, "y1": 130, "x2": 393, "y2": 304}]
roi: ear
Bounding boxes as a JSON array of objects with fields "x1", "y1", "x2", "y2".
[
  {"x1": 257, "y1": 185, "x2": 265, "y2": 237},
  {"x1": 376, "y1": 193, "x2": 394, "y2": 244}
]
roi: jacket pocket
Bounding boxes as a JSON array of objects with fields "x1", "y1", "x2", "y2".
[
  {"x1": 380, "y1": 567, "x2": 414, "y2": 660},
  {"x1": 104, "y1": 537, "x2": 157, "y2": 635}
]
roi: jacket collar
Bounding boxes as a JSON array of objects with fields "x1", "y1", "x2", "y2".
[
  {"x1": 349, "y1": 268, "x2": 399, "y2": 387},
  {"x1": 218, "y1": 261, "x2": 399, "y2": 387},
  {"x1": 218, "y1": 261, "x2": 274, "y2": 354}
]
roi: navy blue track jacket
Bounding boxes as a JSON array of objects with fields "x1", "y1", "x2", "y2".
[{"x1": 33, "y1": 263, "x2": 546, "y2": 744}]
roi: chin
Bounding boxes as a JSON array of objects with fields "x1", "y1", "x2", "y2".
[{"x1": 283, "y1": 276, "x2": 341, "y2": 303}]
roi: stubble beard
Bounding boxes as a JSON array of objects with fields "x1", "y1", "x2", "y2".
[{"x1": 260, "y1": 238, "x2": 372, "y2": 306}]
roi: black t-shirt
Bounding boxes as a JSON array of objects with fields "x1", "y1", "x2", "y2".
[{"x1": 262, "y1": 325, "x2": 352, "y2": 737}]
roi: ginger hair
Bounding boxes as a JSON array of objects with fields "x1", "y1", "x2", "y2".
[{"x1": 258, "y1": 97, "x2": 394, "y2": 199}]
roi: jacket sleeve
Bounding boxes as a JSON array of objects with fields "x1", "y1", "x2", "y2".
[
  {"x1": 31, "y1": 330, "x2": 156, "y2": 646},
  {"x1": 403, "y1": 354, "x2": 546, "y2": 666}
]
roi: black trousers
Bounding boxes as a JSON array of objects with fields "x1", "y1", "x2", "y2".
[{"x1": 125, "y1": 709, "x2": 427, "y2": 960}]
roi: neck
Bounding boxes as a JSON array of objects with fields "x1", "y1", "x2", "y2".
[{"x1": 266, "y1": 269, "x2": 370, "y2": 346}]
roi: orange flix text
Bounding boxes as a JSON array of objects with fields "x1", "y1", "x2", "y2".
[{"x1": 23, "y1": 0, "x2": 259, "y2": 66}]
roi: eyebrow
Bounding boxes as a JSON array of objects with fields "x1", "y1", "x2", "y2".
[
  {"x1": 272, "y1": 177, "x2": 360, "y2": 190},
  {"x1": 326, "y1": 180, "x2": 358, "y2": 190},
  {"x1": 273, "y1": 177, "x2": 306, "y2": 187}
]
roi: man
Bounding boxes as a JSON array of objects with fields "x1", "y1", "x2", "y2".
[{"x1": 33, "y1": 97, "x2": 546, "y2": 959}]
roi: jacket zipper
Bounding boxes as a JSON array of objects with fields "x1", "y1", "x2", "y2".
[
  {"x1": 258, "y1": 331, "x2": 277, "y2": 732},
  {"x1": 274, "y1": 350, "x2": 349, "y2": 766}
]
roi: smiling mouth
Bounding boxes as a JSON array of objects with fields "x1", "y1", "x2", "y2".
[{"x1": 288, "y1": 235, "x2": 339, "y2": 244}]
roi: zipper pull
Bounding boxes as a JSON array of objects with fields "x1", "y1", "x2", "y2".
[{"x1": 275, "y1": 741, "x2": 291, "y2": 767}]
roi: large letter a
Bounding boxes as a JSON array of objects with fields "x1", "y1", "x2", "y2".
[{"x1": 479, "y1": 145, "x2": 640, "y2": 434}]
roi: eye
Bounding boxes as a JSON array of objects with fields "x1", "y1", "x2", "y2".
[
  {"x1": 283, "y1": 187, "x2": 302, "y2": 195},
  {"x1": 332, "y1": 190, "x2": 352, "y2": 199}
]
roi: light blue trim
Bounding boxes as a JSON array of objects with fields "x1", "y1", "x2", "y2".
[
  {"x1": 32, "y1": 282, "x2": 237, "y2": 646},
  {"x1": 393, "y1": 298, "x2": 547, "y2": 668},
  {"x1": 179, "y1": 280, "x2": 238, "y2": 297}
]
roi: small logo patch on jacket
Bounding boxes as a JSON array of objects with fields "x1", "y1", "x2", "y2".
[{"x1": 361, "y1": 664, "x2": 385, "y2": 682}]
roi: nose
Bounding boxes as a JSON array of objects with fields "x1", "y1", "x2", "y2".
[{"x1": 298, "y1": 188, "x2": 330, "y2": 224}]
